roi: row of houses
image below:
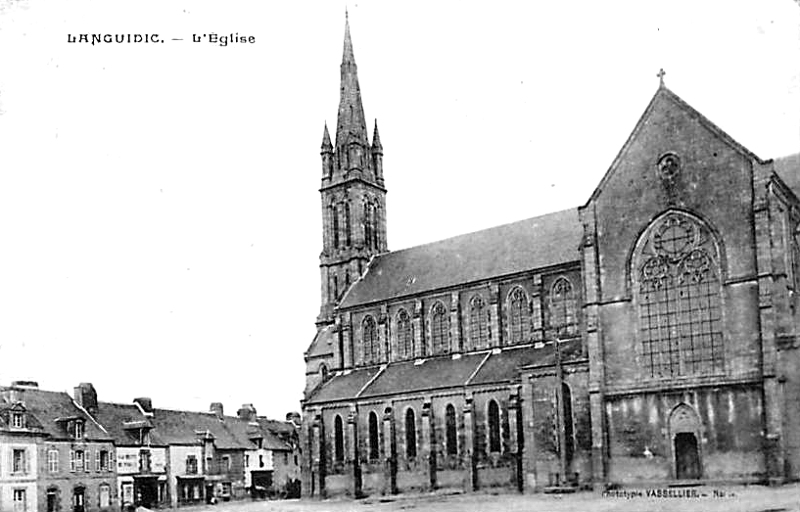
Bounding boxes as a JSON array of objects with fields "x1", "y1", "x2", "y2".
[{"x1": 0, "y1": 381, "x2": 301, "y2": 511}]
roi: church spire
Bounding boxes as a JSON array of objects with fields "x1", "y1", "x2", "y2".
[{"x1": 336, "y1": 12, "x2": 369, "y2": 150}]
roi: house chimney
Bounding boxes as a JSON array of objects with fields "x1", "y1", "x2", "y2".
[
  {"x1": 209, "y1": 402, "x2": 224, "y2": 418},
  {"x1": 74, "y1": 383, "x2": 98, "y2": 414},
  {"x1": 134, "y1": 397, "x2": 153, "y2": 414},
  {"x1": 285, "y1": 411, "x2": 301, "y2": 426},
  {"x1": 237, "y1": 403, "x2": 257, "y2": 422}
]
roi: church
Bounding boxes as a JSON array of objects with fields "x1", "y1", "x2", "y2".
[{"x1": 301, "y1": 17, "x2": 800, "y2": 497}]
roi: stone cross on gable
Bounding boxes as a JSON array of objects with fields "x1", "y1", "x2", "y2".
[{"x1": 657, "y1": 68, "x2": 666, "y2": 86}]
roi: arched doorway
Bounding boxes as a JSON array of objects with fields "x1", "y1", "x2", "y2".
[{"x1": 669, "y1": 403, "x2": 702, "y2": 480}]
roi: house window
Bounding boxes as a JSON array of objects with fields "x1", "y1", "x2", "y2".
[
  {"x1": 405, "y1": 408, "x2": 417, "y2": 459},
  {"x1": 140, "y1": 449, "x2": 152, "y2": 473},
  {"x1": 48, "y1": 448, "x2": 59, "y2": 473},
  {"x1": 99, "y1": 484, "x2": 111, "y2": 508},
  {"x1": 468, "y1": 294, "x2": 490, "y2": 350},
  {"x1": 258, "y1": 454, "x2": 264, "y2": 468},
  {"x1": 222, "y1": 455, "x2": 231, "y2": 472},
  {"x1": 508, "y1": 287, "x2": 530, "y2": 344},
  {"x1": 396, "y1": 309, "x2": 413, "y2": 359},
  {"x1": 283, "y1": 453, "x2": 288, "y2": 465},
  {"x1": 635, "y1": 212, "x2": 724, "y2": 377},
  {"x1": 368, "y1": 411, "x2": 380, "y2": 460},
  {"x1": 99, "y1": 450, "x2": 109, "y2": 471},
  {"x1": 487, "y1": 400, "x2": 501, "y2": 453},
  {"x1": 70, "y1": 450, "x2": 85, "y2": 472},
  {"x1": 549, "y1": 277, "x2": 578, "y2": 337},
  {"x1": 445, "y1": 404, "x2": 457, "y2": 456},
  {"x1": 362, "y1": 315, "x2": 379, "y2": 364},
  {"x1": 11, "y1": 412, "x2": 24, "y2": 429},
  {"x1": 12, "y1": 449, "x2": 27, "y2": 474},
  {"x1": 244, "y1": 454, "x2": 250, "y2": 468},
  {"x1": 85, "y1": 449, "x2": 92, "y2": 472},
  {"x1": 186, "y1": 455, "x2": 198, "y2": 475},
  {"x1": 13, "y1": 489, "x2": 26, "y2": 512},
  {"x1": 74, "y1": 421, "x2": 84, "y2": 440},
  {"x1": 431, "y1": 301, "x2": 450, "y2": 355},
  {"x1": 333, "y1": 415, "x2": 345, "y2": 462}
]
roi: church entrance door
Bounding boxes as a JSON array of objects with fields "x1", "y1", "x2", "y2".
[{"x1": 674, "y1": 432, "x2": 700, "y2": 479}]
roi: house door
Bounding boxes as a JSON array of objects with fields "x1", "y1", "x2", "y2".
[
  {"x1": 674, "y1": 432, "x2": 701, "y2": 479},
  {"x1": 46, "y1": 489, "x2": 58, "y2": 512},
  {"x1": 73, "y1": 487, "x2": 85, "y2": 512}
]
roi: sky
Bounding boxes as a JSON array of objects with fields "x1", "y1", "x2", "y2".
[{"x1": 0, "y1": 0, "x2": 798, "y2": 420}]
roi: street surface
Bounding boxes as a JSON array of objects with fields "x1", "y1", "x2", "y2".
[{"x1": 185, "y1": 483, "x2": 800, "y2": 512}]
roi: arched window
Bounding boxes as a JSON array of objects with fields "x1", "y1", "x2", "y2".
[
  {"x1": 368, "y1": 411, "x2": 379, "y2": 460},
  {"x1": 549, "y1": 277, "x2": 578, "y2": 336},
  {"x1": 431, "y1": 302, "x2": 450, "y2": 355},
  {"x1": 468, "y1": 294, "x2": 490, "y2": 350},
  {"x1": 364, "y1": 202, "x2": 378, "y2": 250},
  {"x1": 634, "y1": 212, "x2": 723, "y2": 377},
  {"x1": 396, "y1": 309, "x2": 413, "y2": 360},
  {"x1": 487, "y1": 399, "x2": 501, "y2": 453},
  {"x1": 344, "y1": 202, "x2": 351, "y2": 246},
  {"x1": 331, "y1": 275, "x2": 338, "y2": 303},
  {"x1": 508, "y1": 287, "x2": 530, "y2": 345},
  {"x1": 333, "y1": 415, "x2": 344, "y2": 462},
  {"x1": 445, "y1": 404, "x2": 458, "y2": 456},
  {"x1": 333, "y1": 204, "x2": 340, "y2": 248},
  {"x1": 319, "y1": 364, "x2": 329, "y2": 382},
  {"x1": 362, "y1": 316, "x2": 378, "y2": 364},
  {"x1": 405, "y1": 408, "x2": 417, "y2": 459}
]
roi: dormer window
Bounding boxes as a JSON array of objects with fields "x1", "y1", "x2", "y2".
[
  {"x1": 74, "y1": 421, "x2": 84, "y2": 439},
  {"x1": 11, "y1": 412, "x2": 24, "y2": 429}
]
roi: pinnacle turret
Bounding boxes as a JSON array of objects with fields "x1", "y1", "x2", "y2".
[
  {"x1": 321, "y1": 123, "x2": 333, "y2": 152},
  {"x1": 371, "y1": 120, "x2": 382, "y2": 152}
]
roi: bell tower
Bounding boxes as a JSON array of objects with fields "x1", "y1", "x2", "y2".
[{"x1": 317, "y1": 14, "x2": 388, "y2": 326}]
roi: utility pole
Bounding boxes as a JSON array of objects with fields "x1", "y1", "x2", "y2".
[{"x1": 554, "y1": 336, "x2": 567, "y2": 486}]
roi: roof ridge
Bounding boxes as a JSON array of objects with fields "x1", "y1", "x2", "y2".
[{"x1": 372, "y1": 207, "x2": 580, "y2": 259}]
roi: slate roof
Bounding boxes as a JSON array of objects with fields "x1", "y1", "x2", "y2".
[
  {"x1": 93, "y1": 401, "x2": 165, "y2": 446},
  {"x1": 775, "y1": 152, "x2": 800, "y2": 198},
  {"x1": 306, "y1": 366, "x2": 380, "y2": 404},
  {"x1": 306, "y1": 324, "x2": 335, "y2": 359},
  {"x1": 253, "y1": 418, "x2": 295, "y2": 451},
  {"x1": 360, "y1": 352, "x2": 488, "y2": 398},
  {"x1": 306, "y1": 341, "x2": 586, "y2": 404},
  {"x1": 0, "y1": 386, "x2": 111, "y2": 441},
  {"x1": 148, "y1": 408, "x2": 253, "y2": 449},
  {"x1": 339, "y1": 208, "x2": 582, "y2": 309}
]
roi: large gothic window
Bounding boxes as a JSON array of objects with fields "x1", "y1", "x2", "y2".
[
  {"x1": 468, "y1": 294, "x2": 490, "y2": 350},
  {"x1": 362, "y1": 315, "x2": 379, "y2": 365},
  {"x1": 549, "y1": 277, "x2": 578, "y2": 337},
  {"x1": 333, "y1": 415, "x2": 344, "y2": 463},
  {"x1": 396, "y1": 309, "x2": 413, "y2": 360},
  {"x1": 445, "y1": 404, "x2": 458, "y2": 456},
  {"x1": 430, "y1": 302, "x2": 450, "y2": 355},
  {"x1": 368, "y1": 411, "x2": 380, "y2": 460},
  {"x1": 634, "y1": 212, "x2": 723, "y2": 378},
  {"x1": 487, "y1": 399, "x2": 501, "y2": 453},
  {"x1": 364, "y1": 202, "x2": 379, "y2": 250},
  {"x1": 507, "y1": 287, "x2": 530, "y2": 345}
]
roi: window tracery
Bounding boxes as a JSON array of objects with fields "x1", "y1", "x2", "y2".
[
  {"x1": 549, "y1": 277, "x2": 578, "y2": 336},
  {"x1": 635, "y1": 212, "x2": 723, "y2": 377},
  {"x1": 430, "y1": 302, "x2": 450, "y2": 355},
  {"x1": 508, "y1": 287, "x2": 530, "y2": 345},
  {"x1": 362, "y1": 315, "x2": 379, "y2": 365},
  {"x1": 468, "y1": 294, "x2": 490, "y2": 350},
  {"x1": 396, "y1": 309, "x2": 413, "y2": 360}
]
